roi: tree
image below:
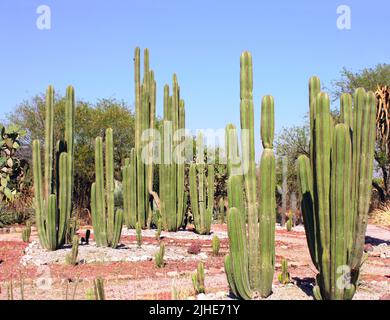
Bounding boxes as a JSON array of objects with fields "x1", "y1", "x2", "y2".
[
  {"x1": 7, "y1": 93, "x2": 137, "y2": 209},
  {"x1": 332, "y1": 64, "x2": 390, "y2": 202}
]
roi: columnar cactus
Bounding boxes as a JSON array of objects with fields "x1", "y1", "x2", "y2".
[
  {"x1": 159, "y1": 75, "x2": 186, "y2": 231},
  {"x1": 91, "y1": 128, "x2": 123, "y2": 248},
  {"x1": 33, "y1": 85, "x2": 74, "y2": 250},
  {"x1": 189, "y1": 132, "x2": 214, "y2": 235},
  {"x1": 122, "y1": 47, "x2": 158, "y2": 229},
  {"x1": 297, "y1": 76, "x2": 376, "y2": 300},
  {"x1": 224, "y1": 52, "x2": 276, "y2": 299}
]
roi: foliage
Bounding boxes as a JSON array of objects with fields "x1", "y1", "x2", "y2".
[
  {"x1": 212, "y1": 235, "x2": 220, "y2": 256},
  {"x1": 0, "y1": 123, "x2": 28, "y2": 202},
  {"x1": 192, "y1": 262, "x2": 205, "y2": 294}
]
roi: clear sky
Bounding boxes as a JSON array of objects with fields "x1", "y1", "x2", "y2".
[{"x1": 0, "y1": 0, "x2": 389, "y2": 141}]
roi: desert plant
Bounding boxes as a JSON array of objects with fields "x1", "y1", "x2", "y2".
[
  {"x1": 212, "y1": 235, "x2": 220, "y2": 256},
  {"x1": 297, "y1": 77, "x2": 376, "y2": 300},
  {"x1": 65, "y1": 216, "x2": 79, "y2": 244},
  {"x1": 159, "y1": 75, "x2": 186, "y2": 232},
  {"x1": 155, "y1": 242, "x2": 165, "y2": 268},
  {"x1": 278, "y1": 259, "x2": 291, "y2": 284},
  {"x1": 192, "y1": 262, "x2": 205, "y2": 294},
  {"x1": 32, "y1": 86, "x2": 74, "y2": 250},
  {"x1": 91, "y1": 128, "x2": 123, "y2": 248},
  {"x1": 7, "y1": 279, "x2": 14, "y2": 300},
  {"x1": 218, "y1": 197, "x2": 225, "y2": 223},
  {"x1": 155, "y1": 217, "x2": 163, "y2": 240},
  {"x1": 65, "y1": 235, "x2": 79, "y2": 265},
  {"x1": 224, "y1": 52, "x2": 276, "y2": 299},
  {"x1": 122, "y1": 48, "x2": 160, "y2": 229},
  {"x1": 286, "y1": 211, "x2": 293, "y2": 232},
  {"x1": 0, "y1": 124, "x2": 28, "y2": 202},
  {"x1": 136, "y1": 222, "x2": 142, "y2": 247},
  {"x1": 93, "y1": 277, "x2": 105, "y2": 300},
  {"x1": 189, "y1": 132, "x2": 214, "y2": 235},
  {"x1": 22, "y1": 220, "x2": 31, "y2": 243}
]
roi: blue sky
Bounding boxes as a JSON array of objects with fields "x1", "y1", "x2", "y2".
[{"x1": 0, "y1": 0, "x2": 389, "y2": 140}]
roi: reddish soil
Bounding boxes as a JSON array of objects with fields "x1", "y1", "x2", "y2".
[{"x1": 0, "y1": 223, "x2": 389, "y2": 300}]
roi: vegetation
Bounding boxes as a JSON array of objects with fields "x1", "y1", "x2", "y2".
[
  {"x1": 297, "y1": 77, "x2": 376, "y2": 300},
  {"x1": 212, "y1": 235, "x2": 220, "y2": 256},
  {"x1": 155, "y1": 242, "x2": 165, "y2": 268},
  {"x1": 278, "y1": 259, "x2": 291, "y2": 285},
  {"x1": 91, "y1": 128, "x2": 123, "y2": 248},
  {"x1": 224, "y1": 52, "x2": 276, "y2": 299},
  {"x1": 65, "y1": 235, "x2": 79, "y2": 265},
  {"x1": 22, "y1": 220, "x2": 31, "y2": 242},
  {"x1": 192, "y1": 262, "x2": 205, "y2": 294}
]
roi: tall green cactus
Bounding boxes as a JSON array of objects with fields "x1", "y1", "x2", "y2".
[
  {"x1": 91, "y1": 128, "x2": 123, "y2": 248},
  {"x1": 297, "y1": 76, "x2": 376, "y2": 300},
  {"x1": 159, "y1": 75, "x2": 186, "y2": 231},
  {"x1": 33, "y1": 85, "x2": 74, "y2": 250},
  {"x1": 224, "y1": 52, "x2": 276, "y2": 299},
  {"x1": 122, "y1": 47, "x2": 159, "y2": 229},
  {"x1": 189, "y1": 132, "x2": 214, "y2": 235}
]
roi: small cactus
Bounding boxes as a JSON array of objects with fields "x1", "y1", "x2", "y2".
[
  {"x1": 192, "y1": 262, "x2": 205, "y2": 294},
  {"x1": 22, "y1": 221, "x2": 31, "y2": 243},
  {"x1": 212, "y1": 235, "x2": 220, "y2": 256},
  {"x1": 136, "y1": 222, "x2": 142, "y2": 247},
  {"x1": 278, "y1": 259, "x2": 291, "y2": 284},
  {"x1": 286, "y1": 212, "x2": 293, "y2": 232},
  {"x1": 65, "y1": 235, "x2": 79, "y2": 266},
  {"x1": 155, "y1": 242, "x2": 165, "y2": 268},
  {"x1": 218, "y1": 197, "x2": 225, "y2": 223},
  {"x1": 93, "y1": 277, "x2": 105, "y2": 300},
  {"x1": 156, "y1": 218, "x2": 163, "y2": 240}
]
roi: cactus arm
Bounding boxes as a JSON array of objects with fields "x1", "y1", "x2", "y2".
[
  {"x1": 331, "y1": 124, "x2": 351, "y2": 299},
  {"x1": 46, "y1": 194, "x2": 57, "y2": 250},
  {"x1": 129, "y1": 149, "x2": 137, "y2": 228},
  {"x1": 226, "y1": 207, "x2": 252, "y2": 300},
  {"x1": 240, "y1": 52, "x2": 259, "y2": 289},
  {"x1": 314, "y1": 92, "x2": 332, "y2": 298},
  {"x1": 32, "y1": 140, "x2": 48, "y2": 249},
  {"x1": 111, "y1": 209, "x2": 123, "y2": 248},
  {"x1": 189, "y1": 164, "x2": 200, "y2": 230},
  {"x1": 350, "y1": 90, "x2": 376, "y2": 271},
  {"x1": 224, "y1": 255, "x2": 239, "y2": 297},
  {"x1": 44, "y1": 86, "x2": 54, "y2": 201},
  {"x1": 261, "y1": 96, "x2": 274, "y2": 149},
  {"x1": 57, "y1": 152, "x2": 69, "y2": 245},
  {"x1": 297, "y1": 155, "x2": 318, "y2": 268},
  {"x1": 106, "y1": 128, "x2": 115, "y2": 244},
  {"x1": 258, "y1": 148, "x2": 276, "y2": 298}
]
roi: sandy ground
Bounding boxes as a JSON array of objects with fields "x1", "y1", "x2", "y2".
[{"x1": 0, "y1": 223, "x2": 389, "y2": 300}]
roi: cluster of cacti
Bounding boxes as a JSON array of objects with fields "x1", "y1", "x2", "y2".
[
  {"x1": 65, "y1": 235, "x2": 79, "y2": 265},
  {"x1": 159, "y1": 75, "x2": 186, "y2": 232},
  {"x1": 122, "y1": 47, "x2": 158, "y2": 229},
  {"x1": 189, "y1": 132, "x2": 214, "y2": 235},
  {"x1": 224, "y1": 52, "x2": 276, "y2": 299},
  {"x1": 33, "y1": 85, "x2": 74, "y2": 250},
  {"x1": 212, "y1": 235, "x2": 220, "y2": 256},
  {"x1": 278, "y1": 259, "x2": 291, "y2": 284},
  {"x1": 22, "y1": 221, "x2": 31, "y2": 243},
  {"x1": 297, "y1": 76, "x2": 376, "y2": 300},
  {"x1": 155, "y1": 242, "x2": 165, "y2": 268},
  {"x1": 91, "y1": 128, "x2": 123, "y2": 248},
  {"x1": 192, "y1": 262, "x2": 205, "y2": 294}
]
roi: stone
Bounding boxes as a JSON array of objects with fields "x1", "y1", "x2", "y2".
[
  {"x1": 167, "y1": 271, "x2": 179, "y2": 277},
  {"x1": 364, "y1": 244, "x2": 374, "y2": 252}
]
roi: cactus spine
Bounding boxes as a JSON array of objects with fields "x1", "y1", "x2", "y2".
[
  {"x1": 189, "y1": 132, "x2": 214, "y2": 235},
  {"x1": 159, "y1": 75, "x2": 186, "y2": 231},
  {"x1": 297, "y1": 77, "x2": 376, "y2": 299},
  {"x1": 224, "y1": 52, "x2": 276, "y2": 299},
  {"x1": 33, "y1": 85, "x2": 74, "y2": 250},
  {"x1": 91, "y1": 128, "x2": 123, "y2": 248},
  {"x1": 122, "y1": 48, "x2": 159, "y2": 229}
]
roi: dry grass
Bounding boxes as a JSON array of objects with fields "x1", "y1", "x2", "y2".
[{"x1": 370, "y1": 202, "x2": 390, "y2": 226}]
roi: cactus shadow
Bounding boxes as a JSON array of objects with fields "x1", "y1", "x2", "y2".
[
  {"x1": 292, "y1": 277, "x2": 315, "y2": 297},
  {"x1": 365, "y1": 236, "x2": 390, "y2": 246}
]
